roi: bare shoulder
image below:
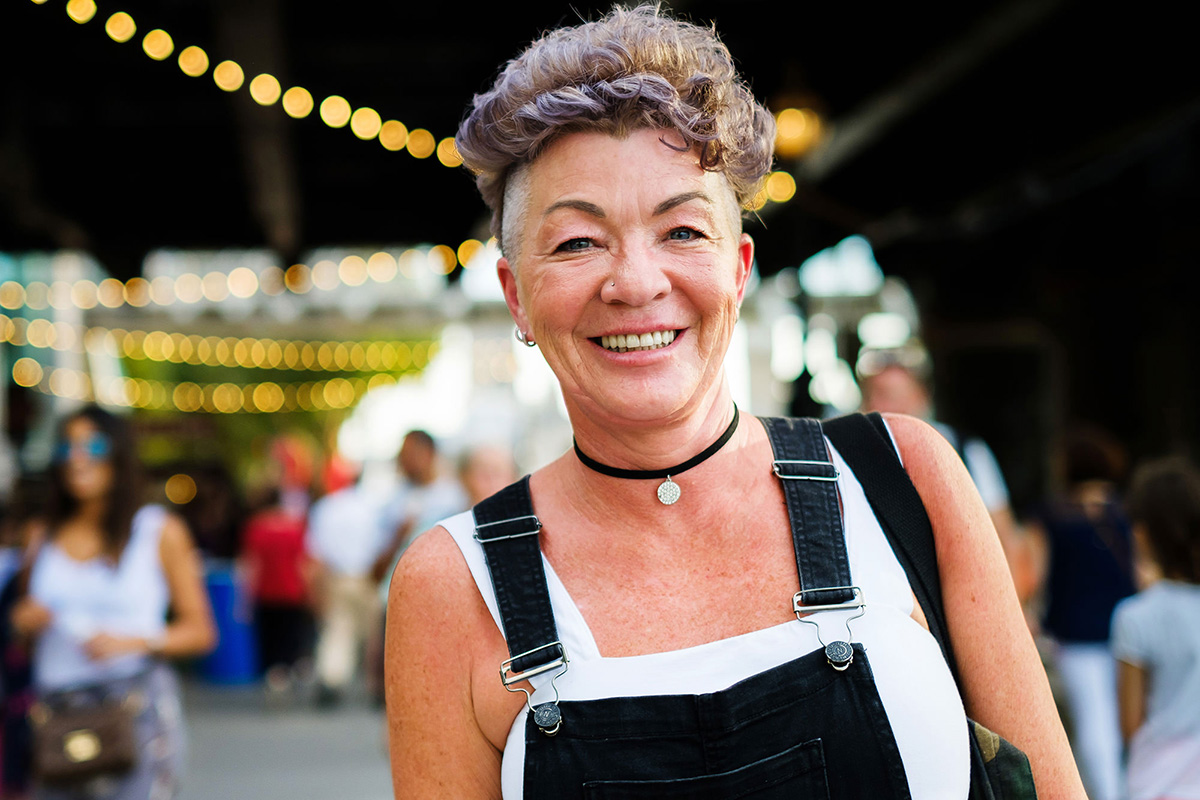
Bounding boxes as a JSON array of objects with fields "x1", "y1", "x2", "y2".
[
  {"x1": 389, "y1": 524, "x2": 479, "y2": 611},
  {"x1": 386, "y1": 525, "x2": 510, "y2": 798},
  {"x1": 884, "y1": 414, "x2": 1087, "y2": 796},
  {"x1": 155, "y1": 511, "x2": 202, "y2": 566}
]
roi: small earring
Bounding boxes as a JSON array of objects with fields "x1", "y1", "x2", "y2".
[{"x1": 514, "y1": 327, "x2": 537, "y2": 347}]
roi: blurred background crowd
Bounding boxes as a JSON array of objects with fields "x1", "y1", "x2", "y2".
[{"x1": 1, "y1": 0, "x2": 1198, "y2": 798}]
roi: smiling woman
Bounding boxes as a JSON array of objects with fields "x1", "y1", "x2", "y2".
[{"x1": 384, "y1": 5, "x2": 1085, "y2": 800}]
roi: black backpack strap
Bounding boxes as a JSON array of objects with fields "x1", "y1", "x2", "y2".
[
  {"x1": 471, "y1": 476, "x2": 566, "y2": 680},
  {"x1": 761, "y1": 417, "x2": 855, "y2": 606},
  {"x1": 820, "y1": 412, "x2": 961, "y2": 686}
]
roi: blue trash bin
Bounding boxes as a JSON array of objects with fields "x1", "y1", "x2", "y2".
[{"x1": 198, "y1": 561, "x2": 258, "y2": 685}]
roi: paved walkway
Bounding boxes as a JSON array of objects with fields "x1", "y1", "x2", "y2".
[{"x1": 178, "y1": 679, "x2": 392, "y2": 800}]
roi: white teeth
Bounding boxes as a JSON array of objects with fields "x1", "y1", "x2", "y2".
[{"x1": 599, "y1": 330, "x2": 677, "y2": 352}]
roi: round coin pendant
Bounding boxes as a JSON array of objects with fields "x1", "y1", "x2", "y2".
[
  {"x1": 656, "y1": 477, "x2": 681, "y2": 505},
  {"x1": 533, "y1": 703, "x2": 562, "y2": 736},
  {"x1": 825, "y1": 641, "x2": 854, "y2": 671}
]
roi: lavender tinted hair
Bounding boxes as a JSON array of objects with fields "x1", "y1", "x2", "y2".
[{"x1": 455, "y1": 4, "x2": 776, "y2": 255}]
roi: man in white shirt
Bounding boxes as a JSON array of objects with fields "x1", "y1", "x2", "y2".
[
  {"x1": 306, "y1": 475, "x2": 393, "y2": 706},
  {"x1": 857, "y1": 345, "x2": 1035, "y2": 604}
]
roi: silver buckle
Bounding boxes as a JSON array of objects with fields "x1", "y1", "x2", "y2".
[
  {"x1": 499, "y1": 641, "x2": 568, "y2": 687},
  {"x1": 500, "y1": 642, "x2": 569, "y2": 737},
  {"x1": 473, "y1": 515, "x2": 543, "y2": 543},
  {"x1": 772, "y1": 460, "x2": 839, "y2": 481},
  {"x1": 792, "y1": 586, "x2": 866, "y2": 672},
  {"x1": 792, "y1": 585, "x2": 864, "y2": 616}
]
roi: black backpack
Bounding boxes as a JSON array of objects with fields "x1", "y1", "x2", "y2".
[{"x1": 822, "y1": 413, "x2": 1037, "y2": 800}]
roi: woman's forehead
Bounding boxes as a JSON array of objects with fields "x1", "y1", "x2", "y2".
[{"x1": 526, "y1": 130, "x2": 737, "y2": 213}]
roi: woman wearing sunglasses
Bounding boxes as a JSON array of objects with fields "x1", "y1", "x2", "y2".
[{"x1": 10, "y1": 404, "x2": 216, "y2": 799}]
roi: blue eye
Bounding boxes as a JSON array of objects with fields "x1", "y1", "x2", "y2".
[
  {"x1": 668, "y1": 228, "x2": 702, "y2": 241},
  {"x1": 557, "y1": 238, "x2": 593, "y2": 252}
]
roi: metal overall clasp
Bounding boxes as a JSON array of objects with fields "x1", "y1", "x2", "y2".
[
  {"x1": 793, "y1": 586, "x2": 865, "y2": 671},
  {"x1": 500, "y1": 641, "x2": 569, "y2": 736}
]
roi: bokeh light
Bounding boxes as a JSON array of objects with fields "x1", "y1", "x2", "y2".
[
  {"x1": 249, "y1": 74, "x2": 281, "y2": 106},
  {"x1": 12, "y1": 358, "x2": 43, "y2": 388},
  {"x1": 765, "y1": 171, "x2": 797, "y2": 203},
  {"x1": 379, "y1": 120, "x2": 408, "y2": 151},
  {"x1": 65, "y1": 0, "x2": 96, "y2": 24},
  {"x1": 98, "y1": 278, "x2": 124, "y2": 308},
  {"x1": 0, "y1": 282, "x2": 25, "y2": 310},
  {"x1": 457, "y1": 239, "x2": 484, "y2": 268},
  {"x1": 105, "y1": 12, "x2": 136, "y2": 42},
  {"x1": 227, "y1": 267, "x2": 259, "y2": 298},
  {"x1": 367, "y1": 252, "x2": 397, "y2": 282},
  {"x1": 774, "y1": 107, "x2": 823, "y2": 159},
  {"x1": 282, "y1": 87, "x2": 314, "y2": 119},
  {"x1": 213, "y1": 60, "x2": 245, "y2": 92},
  {"x1": 178, "y1": 46, "x2": 209, "y2": 78},
  {"x1": 284, "y1": 264, "x2": 311, "y2": 294},
  {"x1": 165, "y1": 474, "x2": 197, "y2": 504},
  {"x1": 406, "y1": 128, "x2": 436, "y2": 159},
  {"x1": 319, "y1": 96, "x2": 352, "y2": 128},
  {"x1": 428, "y1": 245, "x2": 457, "y2": 275},
  {"x1": 124, "y1": 277, "x2": 151, "y2": 307},
  {"x1": 350, "y1": 108, "x2": 382, "y2": 140},
  {"x1": 436, "y1": 137, "x2": 463, "y2": 167},
  {"x1": 142, "y1": 29, "x2": 174, "y2": 61},
  {"x1": 338, "y1": 256, "x2": 368, "y2": 286}
]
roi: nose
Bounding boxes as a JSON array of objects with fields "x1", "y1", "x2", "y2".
[{"x1": 600, "y1": 243, "x2": 671, "y2": 306}]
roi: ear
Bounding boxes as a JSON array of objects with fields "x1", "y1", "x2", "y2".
[
  {"x1": 497, "y1": 256, "x2": 529, "y2": 333},
  {"x1": 734, "y1": 233, "x2": 754, "y2": 305}
]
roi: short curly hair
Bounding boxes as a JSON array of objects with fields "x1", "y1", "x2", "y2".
[{"x1": 455, "y1": 3, "x2": 776, "y2": 258}]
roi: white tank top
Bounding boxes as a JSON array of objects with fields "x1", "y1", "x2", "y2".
[
  {"x1": 30, "y1": 504, "x2": 170, "y2": 691},
  {"x1": 442, "y1": 438, "x2": 971, "y2": 799}
]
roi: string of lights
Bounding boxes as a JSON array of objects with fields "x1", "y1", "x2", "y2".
[
  {"x1": 10, "y1": 355, "x2": 433, "y2": 414},
  {"x1": 30, "y1": 0, "x2": 808, "y2": 206},
  {"x1": 0, "y1": 313, "x2": 437, "y2": 373},
  {"x1": 0, "y1": 240, "x2": 489, "y2": 311},
  {"x1": 34, "y1": 0, "x2": 463, "y2": 166}
]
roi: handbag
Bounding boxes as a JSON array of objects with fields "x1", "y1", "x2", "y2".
[
  {"x1": 822, "y1": 412, "x2": 1037, "y2": 800},
  {"x1": 30, "y1": 683, "x2": 141, "y2": 786}
]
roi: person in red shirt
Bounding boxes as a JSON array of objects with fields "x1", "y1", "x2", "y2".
[{"x1": 240, "y1": 486, "x2": 316, "y2": 696}]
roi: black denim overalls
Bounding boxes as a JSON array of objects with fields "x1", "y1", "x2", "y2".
[{"x1": 473, "y1": 417, "x2": 918, "y2": 798}]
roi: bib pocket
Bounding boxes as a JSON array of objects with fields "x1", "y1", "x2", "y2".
[{"x1": 582, "y1": 737, "x2": 828, "y2": 799}]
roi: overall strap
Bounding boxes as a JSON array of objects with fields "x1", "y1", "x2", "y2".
[
  {"x1": 762, "y1": 417, "x2": 855, "y2": 606},
  {"x1": 820, "y1": 412, "x2": 960, "y2": 685},
  {"x1": 472, "y1": 476, "x2": 565, "y2": 677}
]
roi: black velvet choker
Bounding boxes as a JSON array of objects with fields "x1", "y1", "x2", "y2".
[{"x1": 572, "y1": 405, "x2": 740, "y2": 505}]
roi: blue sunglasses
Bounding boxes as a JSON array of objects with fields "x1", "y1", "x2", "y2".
[{"x1": 54, "y1": 433, "x2": 113, "y2": 463}]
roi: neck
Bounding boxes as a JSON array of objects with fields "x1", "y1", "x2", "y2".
[
  {"x1": 568, "y1": 387, "x2": 739, "y2": 474},
  {"x1": 75, "y1": 496, "x2": 108, "y2": 523}
]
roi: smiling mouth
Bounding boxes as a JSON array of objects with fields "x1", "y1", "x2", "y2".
[{"x1": 594, "y1": 330, "x2": 679, "y2": 353}]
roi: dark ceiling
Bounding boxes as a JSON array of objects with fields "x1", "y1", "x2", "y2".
[
  {"x1": 3, "y1": 0, "x2": 1195, "y2": 282},
  {"x1": 2, "y1": 0, "x2": 1198, "y2": 494}
]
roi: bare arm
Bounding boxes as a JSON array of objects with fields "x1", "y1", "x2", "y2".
[
  {"x1": 887, "y1": 414, "x2": 1086, "y2": 799},
  {"x1": 1117, "y1": 659, "x2": 1147, "y2": 742},
  {"x1": 385, "y1": 528, "x2": 508, "y2": 799},
  {"x1": 155, "y1": 513, "x2": 218, "y2": 658}
]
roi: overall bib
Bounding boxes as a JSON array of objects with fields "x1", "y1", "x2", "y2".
[{"x1": 473, "y1": 418, "x2": 924, "y2": 798}]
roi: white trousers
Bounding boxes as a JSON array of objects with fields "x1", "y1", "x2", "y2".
[
  {"x1": 1055, "y1": 641, "x2": 1126, "y2": 800},
  {"x1": 315, "y1": 573, "x2": 382, "y2": 690}
]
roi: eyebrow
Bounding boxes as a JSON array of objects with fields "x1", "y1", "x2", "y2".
[
  {"x1": 541, "y1": 191, "x2": 713, "y2": 220},
  {"x1": 653, "y1": 191, "x2": 711, "y2": 216}
]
